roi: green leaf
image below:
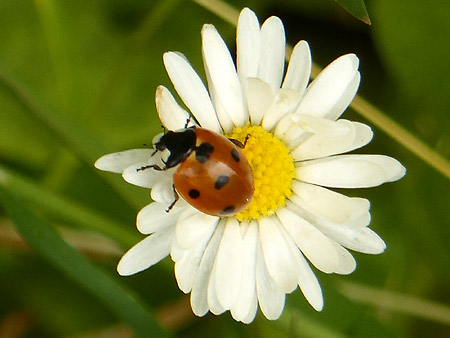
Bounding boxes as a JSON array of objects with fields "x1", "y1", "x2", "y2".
[
  {"x1": 0, "y1": 164, "x2": 141, "y2": 248},
  {"x1": 334, "y1": 0, "x2": 371, "y2": 24},
  {"x1": 0, "y1": 186, "x2": 171, "y2": 338}
]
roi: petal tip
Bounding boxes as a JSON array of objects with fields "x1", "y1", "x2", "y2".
[
  {"x1": 312, "y1": 299, "x2": 324, "y2": 312},
  {"x1": 335, "y1": 53, "x2": 360, "y2": 71},
  {"x1": 94, "y1": 154, "x2": 121, "y2": 173},
  {"x1": 94, "y1": 154, "x2": 118, "y2": 172},
  {"x1": 93, "y1": 157, "x2": 104, "y2": 170},
  {"x1": 117, "y1": 261, "x2": 134, "y2": 276},
  {"x1": 240, "y1": 7, "x2": 253, "y2": 15},
  {"x1": 201, "y1": 23, "x2": 216, "y2": 34},
  {"x1": 385, "y1": 157, "x2": 407, "y2": 182}
]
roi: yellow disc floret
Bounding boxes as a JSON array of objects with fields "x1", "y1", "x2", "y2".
[{"x1": 227, "y1": 124, "x2": 295, "y2": 222}]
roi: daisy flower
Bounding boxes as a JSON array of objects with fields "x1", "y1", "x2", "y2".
[{"x1": 95, "y1": 8, "x2": 406, "y2": 323}]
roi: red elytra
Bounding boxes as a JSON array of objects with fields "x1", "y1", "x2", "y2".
[{"x1": 147, "y1": 126, "x2": 254, "y2": 216}]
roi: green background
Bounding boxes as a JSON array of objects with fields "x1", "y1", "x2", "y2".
[{"x1": 1, "y1": 0, "x2": 449, "y2": 337}]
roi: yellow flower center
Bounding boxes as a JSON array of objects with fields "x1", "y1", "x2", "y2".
[{"x1": 227, "y1": 125, "x2": 295, "y2": 222}]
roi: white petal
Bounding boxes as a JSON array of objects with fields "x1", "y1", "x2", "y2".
[
  {"x1": 259, "y1": 217, "x2": 298, "y2": 293},
  {"x1": 207, "y1": 260, "x2": 226, "y2": 315},
  {"x1": 239, "y1": 221, "x2": 249, "y2": 237},
  {"x1": 282, "y1": 40, "x2": 311, "y2": 95},
  {"x1": 170, "y1": 235, "x2": 186, "y2": 263},
  {"x1": 202, "y1": 24, "x2": 247, "y2": 131},
  {"x1": 231, "y1": 221, "x2": 258, "y2": 323},
  {"x1": 246, "y1": 77, "x2": 274, "y2": 126},
  {"x1": 296, "y1": 155, "x2": 406, "y2": 188},
  {"x1": 255, "y1": 241, "x2": 285, "y2": 320},
  {"x1": 277, "y1": 219, "x2": 323, "y2": 311},
  {"x1": 262, "y1": 88, "x2": 302, "y2": 131},
  {"x1": 137, "y1": 202, "x2": 182, "y2": 234},
  {"x1": 258, "y1": 16, "x2": 285, "y2": 91},
  {"x1": 214, "y1": 218, "x2": 244, "y2": 309},
  {"x1": 174, "y1": 223, "x2": 215, "y2": 293},
  {"x1": 295, "y1": 54, "x2": 359, "y2": 120},
  {"x1": 176, "y1": 207, "x2": 219, "y2": 250},
  {"x1": 274, "y1": 113, "x2": 311, "y2": 149},
  {"x1": 294, "y1": 254, "x2": 323, "y2": 311},
  {"x1": 150, "y1": 177, "x2": 177, "y2": 204},
  {"x1": 327, "y1": 72, "x2": 360, "y2": 121},
  {"x1": 290, "y1": 181, "x2": 370, "y2": 224},
  {"x1": 237, "y1": 8, "x2": 261, "y2": 84},
  {"x1": 155, "y1": 86, "x2": 195, "y2": 130},
  {"x1": 332, "y1": 243, "x2": 356, "y2": 275},
  {"x1": 95, "y1": 149, "x2": 153, "y2": 173},
  {"x1": 277, "y1": 206, "x2": 339, "y2": 274},
  {"x1": 241, "y1": 300, "x2": 258, "y2": 324},
  {"x1": 291, "y1": 119, "x2": 373, "y2": 161},
  {"x1": 175, "y1": 249, "x2": 200, "y2": 293},
  {"x1": 341, "y1": 120, "x2": 373, "y2": 152},
  {"x1": 347, "y1": 210, "x2": 371, "y2": 228},
  {"x1": 122, "y1": 161, "x2": 168, "y2": 188},
  {"x1": 117, "y1": 228, "x2": 174, "y2": 276},
  {"x1": 315, "y1": 219, "x2": 386, "y2": 254},
  {"x1": 163, "y1": 52, "x2": 221, "y2": 133},
  {"x1": 190, "y1": 220, "x2": 225, "y2": 317}
]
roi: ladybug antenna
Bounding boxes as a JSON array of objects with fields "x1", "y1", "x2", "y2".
[
  {"x1": 184, "y1": 116, "x2": 192, "y2": 128},
  {"x1": 185, "y1": 115, "x2": 202, "y2": 128},
  {"x1": 243, "y1": 134, "x2": 250, "y2": 147}
]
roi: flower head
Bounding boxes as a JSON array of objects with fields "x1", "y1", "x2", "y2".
[{"x1": 95, "y1": 8, "x2": 405, "y2": 323}]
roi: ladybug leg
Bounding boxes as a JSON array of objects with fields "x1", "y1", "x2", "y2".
[
  {"x1": 136, "y1": 164, "x2": 164, "y2": 172},
  {"x1": 228, "y1": 138, "x2": 245, "y2": 148},
  {"x1": 228, "y1": 134, "x2": 250, "y2": 148},
  {"x1": 166, "y1": 185, "x2": 179, "y2": 212},
  {"x1": 137, "y1": 158, "x2": 168, "y2": 172}
]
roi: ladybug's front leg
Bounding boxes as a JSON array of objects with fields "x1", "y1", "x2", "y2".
[
  {"x1": 228, "y1": 134, "x2": 250, "y2": 148},
  {"x1": 136, "y1": 158, "x2": 168, "y2": 172},
  {"x1": 136, "y1": 164, "x2": 164, "y2": 172}
]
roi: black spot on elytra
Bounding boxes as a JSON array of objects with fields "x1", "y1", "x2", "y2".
[
  {"x1": 231, "y1": 148, "x2": 240, "y2": 162},
  {"x1": 214, "y1": 175, "x2": 230, "y2": 190},
  {"x1": 188, "y1": 189, "x2": 200, "y2": 199},
  {"x1": 220, "y1": 205, "x2": 235, "y2": 215},
  {"x1": 195, "y1": 143, "x2": 214, "y2": 163}
]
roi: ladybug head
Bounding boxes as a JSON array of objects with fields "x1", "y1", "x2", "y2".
[{"x1": 153, "y1": 127, "x2": 197, "y2": 169}]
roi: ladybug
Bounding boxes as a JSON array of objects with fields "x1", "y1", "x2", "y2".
[{"x1": 140, "y1": 126, "x2": 254, "y2": 217}]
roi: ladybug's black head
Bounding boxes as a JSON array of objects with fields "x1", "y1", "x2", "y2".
[{"x1": 154, "y1": 127, "x2": 196, "y2": 168}]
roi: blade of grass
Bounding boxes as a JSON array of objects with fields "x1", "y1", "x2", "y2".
[
  {"x1": 338, "y1": 281, "x2": 450, "y2": 326},
  {"x1": 0, "y1": 186, "x2": 172, "y2": 338},
  {"x1": 0, "y1": 219, "x2": 123, "y2": 258},
  {"x1": 0, "y1": 164, "x2": 141, "y2": 248},
  {"x1": 350, "y1": 95, "x2": 450, "y2": 180},
  {"x1": 192, "y1": 0, "x2": 450, "y2": 181}
]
